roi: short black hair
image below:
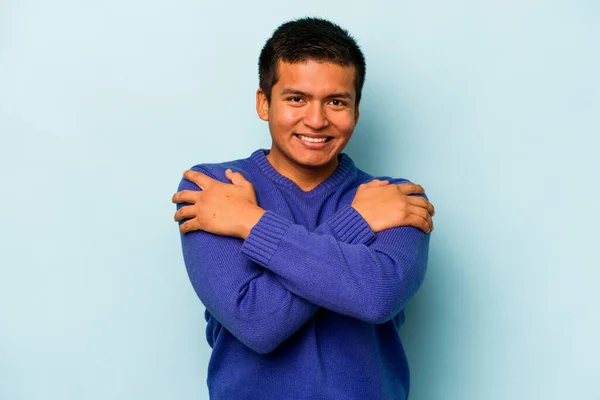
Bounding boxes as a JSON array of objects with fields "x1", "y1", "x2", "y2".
[{"x1": 258, "y1": 17, "x2": 366, "y2": 104}]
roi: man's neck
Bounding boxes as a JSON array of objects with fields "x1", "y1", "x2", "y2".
[{"x1": 265, "y1": 151, "x2": 339, "y2": 192}]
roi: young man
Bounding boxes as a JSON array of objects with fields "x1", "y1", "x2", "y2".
[{"x1": 172, "y1": 17, "x2": 435, "y2": 400}]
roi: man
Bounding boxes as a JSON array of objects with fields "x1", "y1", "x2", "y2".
[{"x1": 172, "y1": 17, "x2": 435, "y2": 400}]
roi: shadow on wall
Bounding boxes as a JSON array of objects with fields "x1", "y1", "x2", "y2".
[
  {"x1": 347, "y1": 87, "x2": 469, "y2": 396},
  {"x1": 344, "y1": 82, "x2": 409, "y2": 177},
  {"x1": 401, "y1": 241, "x2": 465, "y2": 397},
  {"x1": 345, "y1": 101, "x2": 396, "y2": 175}
]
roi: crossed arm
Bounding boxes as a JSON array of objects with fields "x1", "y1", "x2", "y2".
[{"x1": 173, "y1": 168, "x2": 435, "y2": 353}]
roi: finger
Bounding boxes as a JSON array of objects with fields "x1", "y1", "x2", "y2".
[
  {"x1": 225, "y1": 169, "x2": 250, "y2": 186},
  {"x1": 360, "y1": 179, "x2": 388, "y2": 189},
  {"x1": 174, "y1": 205, "x2": 196, "y2": 222},
  {"x1": 407, "y1": 205, "x2": 434, "y2": 232},
  {"x1": 368, "y1": 179, "x2": 390, "y2": 187},
  {"x1": 225, "y1": 169, "x2": 234, "y2": 182},
  {"x1": 406, "y1": 213, "x2": 433, "y2": 234},
  {"x1": 406, "y1": 196, "x2": 435, "y2": 216},
  {"x1": 180, "y1": 218, "x2": 201, "y2": 234},
  {"x1": 396, "y1": 183, "x2": 425, "y2": 195},
  {"x1": 172, "y1": 190, "x2": 200, "y2": 204},
  {"x1": 183, "y1": 170, "x2": 213, "y2": 190}
]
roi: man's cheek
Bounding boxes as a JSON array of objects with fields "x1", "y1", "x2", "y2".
[
  {"x1": 280, "y1": 107, "x2": 302, "y2": 122},
  {"x1": 333, "y1": 115, "x2": 357, "y2": 133}
]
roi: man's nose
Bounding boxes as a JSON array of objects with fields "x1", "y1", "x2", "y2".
[{"x1": 303, "y1": 103, "x2": 330, "y2": 130}]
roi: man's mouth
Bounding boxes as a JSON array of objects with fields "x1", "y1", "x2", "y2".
[{"x1": 295, "y1": 134, "x2": 333, "y2": 143}]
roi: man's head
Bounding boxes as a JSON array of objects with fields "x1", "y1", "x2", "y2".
[
  {"x1": 256, "y1": 18, "x2": 367, "y2": 180},
  {"x1": 258, "y1": 17, "x2": 366, "y2": 105}
]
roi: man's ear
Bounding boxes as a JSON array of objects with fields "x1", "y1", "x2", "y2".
[
  {"x1": 256, "y1": 89, "x2": 269, "y2": 121},
  {"x1": 354, "y1": 100, "x2": 360, "y2": 124}
]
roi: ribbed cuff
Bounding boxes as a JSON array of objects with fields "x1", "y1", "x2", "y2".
[
  {"x1": 327, "y1": 205, "x2": 375, "y2": 245},
  {"x1": 241, "y1": 211, "x2": 291, "y2": 267}
]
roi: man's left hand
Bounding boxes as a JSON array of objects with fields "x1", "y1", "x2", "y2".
[{"x1": 172, "y1": 169, "x2": 265, "y2": 239}]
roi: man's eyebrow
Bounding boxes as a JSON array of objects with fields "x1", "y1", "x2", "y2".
[
  {"x1": 279, "y1": 88, "x2": 353, "y2": 100},
  {"x1": 280, "y1": 88, "x2": 310, "y2": 97},
  {"x1": 325, "y1": 91, "x2": 353, "y2": 100}
]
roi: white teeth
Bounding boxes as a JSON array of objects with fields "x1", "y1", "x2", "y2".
[{"x1": 298, "y1": 135, "x2": 328, "y2": 143}]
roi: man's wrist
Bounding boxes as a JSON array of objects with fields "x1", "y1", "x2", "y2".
[
  {"x1": 350, "y1": 204, "x2": 376, "y2": 233},
  {"x1": 238, "y1": 204, "x2": 266, "y2": 239}
]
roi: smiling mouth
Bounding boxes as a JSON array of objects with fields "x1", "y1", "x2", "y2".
[{"x1": 295, "y1": 134, "x2": 333, "y2": 143}]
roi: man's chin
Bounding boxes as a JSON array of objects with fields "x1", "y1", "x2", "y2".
[
  {"x1": 291, "y1": 154, "x2": 339, "y2": 171},
  {"x1": 269, "y1": 144, "x2": 342, "y2": 173}
]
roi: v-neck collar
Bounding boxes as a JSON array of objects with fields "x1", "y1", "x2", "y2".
[{"x1": 250, "y1": 149, "x2": 355, "y2": 196}]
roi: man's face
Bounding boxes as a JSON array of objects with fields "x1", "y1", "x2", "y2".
[{"x1": 256, "y1": 59, "x2": 359, "y2": 173}]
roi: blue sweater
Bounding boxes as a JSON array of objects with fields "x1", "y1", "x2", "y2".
[{"x1": 176, "y1": 149, "x2": 430, "y2": 400}]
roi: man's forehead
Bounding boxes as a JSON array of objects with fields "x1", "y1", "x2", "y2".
[{"x1": 275, "y1": 59, "x2": 357, "y2": 97}]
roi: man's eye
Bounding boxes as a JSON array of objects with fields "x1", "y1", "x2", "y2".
[
  {"x1": 331, "y1": 99, "x2": 345, "y2": 107},
  {"x1": 289, "y1": 97, "x2": 302, "y2": 102}
]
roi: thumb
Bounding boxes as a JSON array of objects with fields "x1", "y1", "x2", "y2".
[
  {"x1": 366, "y1": 179, "x2": 390, "y2": 187},
  {"x1": 225, "y1": 169, "x2": 250, "y2": 186}
]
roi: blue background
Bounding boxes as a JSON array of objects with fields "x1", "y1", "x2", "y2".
[{"x1": 1, "y1": 1, "x2": 598, "y2": 399}]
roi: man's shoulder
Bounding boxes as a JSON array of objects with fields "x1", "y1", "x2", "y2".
[
  {"x1": 176, "y1": 152, "x2": 258, "y2": 192},
  {"x1": 353, "y1": 165, "x2": 412, "y2": 186},
  {"x1": 353, "y1": 166, "x2": 426, "y2": 199},
  {"x1": 188, "y1": 154, "x2": 256, "y2": 183}
]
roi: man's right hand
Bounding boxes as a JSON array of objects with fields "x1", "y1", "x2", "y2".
[{"x1": 351, "y1": 179, "x2": 435, "y2": 234}]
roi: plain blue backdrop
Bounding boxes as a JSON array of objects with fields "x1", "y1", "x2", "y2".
[{"x1": 1, "y1": 1, "x2": 598, "y2": 399}]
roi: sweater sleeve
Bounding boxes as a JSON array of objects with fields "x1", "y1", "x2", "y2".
[
  {"x1": 241, "y1": 201, "x2": 430, "y2": 325},
  {"x1": 176, "y1": 167, "x2": 379, "y2": 354}
]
